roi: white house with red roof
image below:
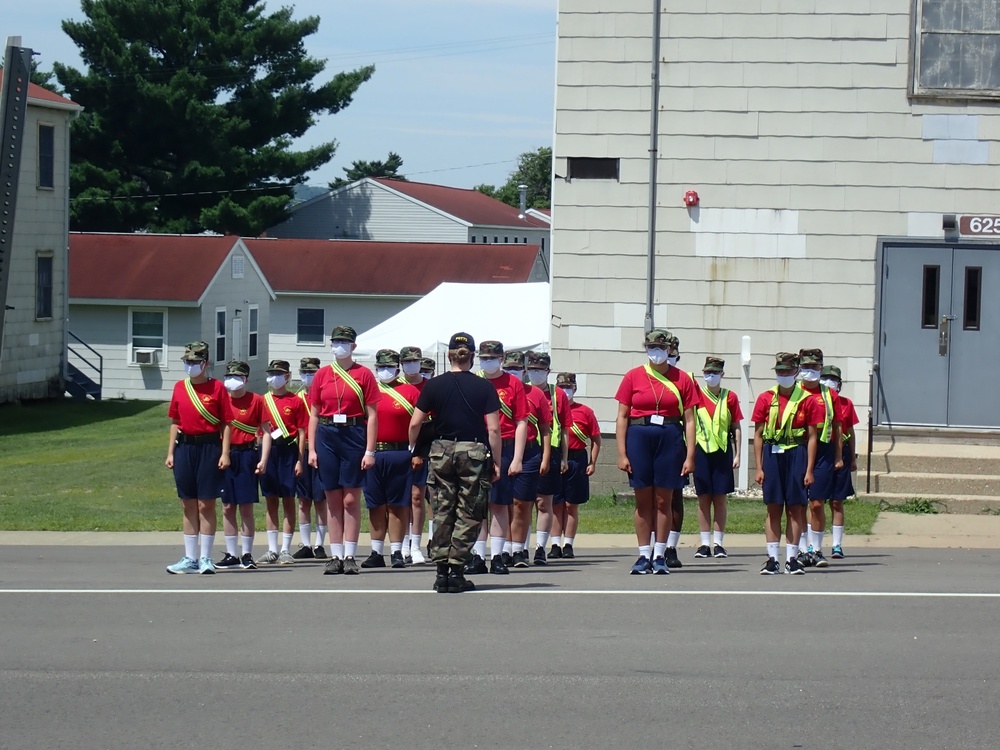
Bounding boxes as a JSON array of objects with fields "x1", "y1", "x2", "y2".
[
  {"x1": 0, "y1": 74, "x2": 82, "y2": 403},
  {"x1": 266, "y1": 177, "x2": 552, "y2": 280}
]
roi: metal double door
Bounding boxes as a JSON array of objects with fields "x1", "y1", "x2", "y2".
[{"x1": 876, "y1": 242, "x2": 1000, "y2": 428}]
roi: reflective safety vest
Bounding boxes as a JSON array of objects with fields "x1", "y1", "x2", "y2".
[
  {"x1": 696, "y1": 387, "x2": 731, "y2": 454},
  {"x1": 761, "y1": 385, "x2": 808, "y2": 449},
  {"x1": 818, "y1": 385, "x2": 835, "y2": 444},
  {"x1": 548, "y1": 385, "x2": 561, "y2": 448}
]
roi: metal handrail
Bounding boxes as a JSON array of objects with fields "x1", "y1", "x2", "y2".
[{"x1": 67, "y1": 330, "x2": 103, "y2": 391}]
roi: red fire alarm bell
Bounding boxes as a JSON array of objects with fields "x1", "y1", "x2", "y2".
[{"x1": 684, "y1": 190, "x2": 699, "y2": 207}]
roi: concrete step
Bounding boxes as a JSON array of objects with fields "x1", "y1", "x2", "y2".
[
  {"x1": 859, "y1": 441, "x2": 1000, "y2": 476},
  {"x1": 862, "y1": 493, "x2": 1000, "y2": 515},
  {"x1": 872, "y1": 471, "x2": 1000, "y2": 497}
]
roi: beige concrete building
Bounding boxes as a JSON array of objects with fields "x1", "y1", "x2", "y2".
[{"x1": 552, "y1": 0, "x2": 1000, "y2": 450}]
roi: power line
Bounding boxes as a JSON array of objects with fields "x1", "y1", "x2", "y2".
[
  {"x1": 407, "y1": 159, "x2": 515, "y2": 177},
  {"x1": 69, "y1": 184, "x2": 291, "y2": 204}
]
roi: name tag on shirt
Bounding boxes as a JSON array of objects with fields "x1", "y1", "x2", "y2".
[
  {"x1": 771, "y1": 445, "x2": 785, "y2": 454},
  {"x1": 333, "y1": 414, "x2": 347, "y2": 424},
  {"x1": 270, "y1": 428, "x2": 283, "y2": 439},
  {"x1": 650, "y1": 415, "x2": 664, "y2": 426}
]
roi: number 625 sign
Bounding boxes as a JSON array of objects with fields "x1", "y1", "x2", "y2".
[{"x1": 960, "y1": 216, "x2": 1000, "y2": 235}]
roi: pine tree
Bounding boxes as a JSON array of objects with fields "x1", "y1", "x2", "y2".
[{"x1": 329, "y1": 151, "x2": 406, "y2": 190}]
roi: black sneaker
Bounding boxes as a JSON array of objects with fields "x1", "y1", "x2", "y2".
[
  {"x1": 313, "y1": 546, "x2": 328, "y2": 560},
  {"x1": 693, "y1": 545, "x2": 712, "y2": 558},
  {"x1": 216, "y1": 553, "x2": 241, "y2": 569},
  {"x1": 797, "y1": 550, "x2": 814, "y2": 568},
  {"x1": 760, "y1": 556, "x2": 780, "y2": 575},
  {"x1": 785, "y1": 557, "x2": 805, "y2": 575},
  {"x1": 323, "y1": 556, "x2": 343, "y2": 575},
  {"x1": 713, "y1": 545, "x2": 728, "y2": 559},
  {"x1": 513, "y1": 550, "x2": 530, "y2": 568},
  {"x1": 562, "y1": 543, "x2": 575, "y2": 559},
  {"x1": 239, "y1": 553, "x2": 257, "y2": 570},
  {"x1": 490, "y1": 554, "x2": 510, "y2": 575},
  {"x1": 812, "y1": 550, "x2": 829, "y2": 568},
  {"x1": 291, "y1": 544, "x2": 315, "y2": 560},
  {"x1": 665, "y1": 547, "x2": 683, "y2": 569},
  {"x1": 501, "y1": 551, "x2": 513, "y2": 567},
  {"x1": 464, "y1": 555, "x2": 488, "y2": 575},
  {"x1": 533, "y1": 546, "x2": 547, "y2": 566},
  {"x1": 360, "y1": 552, "x2": 385, "y2": 569},
  {"x1": 549, "y1": 544, "x2": 563, "y2": 559},
  {"x1": 433, "y1": 571, "x2": 450, "y2": 593},
  {"x1": 342, "y1": 556, "x2": 361, "y2": 575},
  {"x1": 448, "y1": 565, "x2": 475, "y2": 592},
  {"x1": 390, "y1": 550, "x2": 406, "y2": 569}
]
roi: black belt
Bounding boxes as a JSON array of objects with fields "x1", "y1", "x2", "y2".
[
  {"x1": 319, "y1": 416, "x2": 365, "y2": 426},
  {"x1": 273, "y1": 435, "x2": 298, "y2": 447},
  {"x1": 230, "y1": 443, "x2": 258, "y2": 452},
  {"x1": 501, "y1": 438, "x2": 515, "y2": 448},
  {"x1": 568, "y1": 448, "x2": 589, "y2": 459},
  {"x1": 764, "y1": 437, "x2": 806, "y2": 446},
  {"x1": 629, "y1": 416, "x2": 682, "y2": 426},
  {"x1": 376, "y1": 441, "x2": 408, "y2": 451},
  {"x1": 176, "y1": 432, "x2": 221, "y2": 445}
]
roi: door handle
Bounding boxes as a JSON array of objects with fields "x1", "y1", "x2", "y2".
[{"x1": 938, "y1": 315, "x2": 955, "y2": 356}]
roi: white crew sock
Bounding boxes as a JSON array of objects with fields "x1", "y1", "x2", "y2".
[
  {"x1": 524, "y1": 525, "x2": 532, "y2": 547},
  {"x1": 344, "y1": 541, "x2": 358, "y2": 559},
  {"x1": 649, "y1": 532, "x2": 655, "y2": 547},
  {"x1": 767, "y1": 542, "x2": 779, "y2": 560},
  {"x1": 225, "y1": 536, "x2": 239, "y2": 557},
  {"x1": 241, "y1": 535, "x2": 253, "y2": 555},
  {"x1": 427, "y1": 519, "x2": 434, "y2": 537},
  {"x1": 199, "y1": 533, "x2": 215, "y2": 560},
  {"x1": 411, "y1": 533, "x2": 422, "y2": 552},
  {"x1": 512, "y1": 542, "x2": 524, "y2": 553},
  {"x1": 638, "y1": 544, "x2": 652, "y2": 559},
  {"x1": 550, "y1": 535, "x2": 562, "y2": 548},
  {"x1": 371, "y1": 539, "x2": 384, "y2": 555},
  {"x1": 800, "y1": 532, "x2": 808, "y2": 549},
  {"x1": 810, "y1": 529, "x2": 824, "y2": 552},
  {"x1": 787, "y1": 543, "x2": 799, "y2": 562},
  {"x1": 667, "y1": 530, "x2": 680, "y2": 548},
  {"x1": 491, "y1": 536, "x2": 506, "y2": 557},
  {"x1": 832, "y1": 525, "x2": 845, "y2": 547},
  {"x1": 402, "y1": 533, "x2": 411, "y2": 555},
  {"x1": 700, "y1": 531, "x2": 711, "y2": 546},
  {"x1": 330, "y1": 543, "x2": 345, "y2": 559},
  {"x1": 315, "y1": 525, "x2": 328, "y2": 548},
  {"x1": 473, "y1": 540, "x2": 487, "y2": 558},
  {"x1": 503, "y1": 540, "x2": 513, "y2": 555},
  {"x1": 183, "y1": 534, "x2": 198, "y2": 561},
  {"x1": 299, "y1": 523, "x2": 312, "y2": 547},
  {"x1": 390, "y1": 542, "x2": 402, "y2": 554},
  {"x1": 713, "y1": 530, "x2": 725, "y2": 546},
  {"x1": 266, "y1": 529, "x2": 279, "y2": 553},
  {"x1": 564, "y1": 536, "x2": 574, "y2": 547},
  {"x1": 653, "y1": 541, "x2": 667, "y2": 559},
  {"x1": 281, "y1": 532, "x2": 293, "y2": 552},
  {"x1": 536, "y1": 530, "x2": 549, "y2": 550}
]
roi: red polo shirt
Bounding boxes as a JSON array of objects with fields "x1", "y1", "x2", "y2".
[
  {"x1": 567, "y1": 402, "x2": 600, "y2": 451},
  {"x1": 615, "y1": 364, "x2": 700, "y2": 418},
  {"x1": 800, "y1": 383, "x2": 840, "y2": 439},
  {"x1": 484, "y1": 372, "x2": 528, "y2": 439},
  {"x1": 376, "y1": 382, "x2": 421, "y2": 443},
  {"x1": 264, "y1": 390, "x2": 310, "y2": 438},
  {"x1": 309, "y1": 362, "x2": 381, "y2": 418},
  {"x1": 839, "y1": 395, "x2": 860, "y2": 437},
  {"x1": 229, "y1": 392, "x2": 266, "y2": 446},
  {"x1": 524, "y1": 383, "x2": 553, "y2": 443},
  {"x1": 168, "y1": 378, "x2": 233, "y2": 435}
]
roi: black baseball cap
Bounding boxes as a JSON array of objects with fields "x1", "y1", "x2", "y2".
[{"x1": 448, "y1": 332, "x2": 474, "y2": 350}]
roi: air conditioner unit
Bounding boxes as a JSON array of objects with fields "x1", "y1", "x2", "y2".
[{"x1": 135, "y1": 348, "x2": 159, "y2": 366}]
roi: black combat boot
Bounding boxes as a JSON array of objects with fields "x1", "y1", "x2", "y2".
[
  {"x1": 448, "y1": 563, "x2": 475, "y2": 593},
  {"x1": 433, "y1": 563, "x2": 450, "y2": 593}
]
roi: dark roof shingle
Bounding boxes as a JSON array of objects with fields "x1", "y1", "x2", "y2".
[{"x1": 372, "y1": 178, "x2": 549, "y2": 229}]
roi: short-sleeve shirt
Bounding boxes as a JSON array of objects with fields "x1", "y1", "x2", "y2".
[
  {"x1": 751, "y1": 389, "x2": 809, "y2": 431},
  {"x1": 839, "y1": 395, "x2": 860, "y2": 437},
  {"x1": 376, "y1": 382, "x2": 421, "y2": 443},
  {"x1": 482, "y1": 372, "x2": 528, "y2": 439},
  {"x1": 524, "y1": 384, "x2": 553, "y2": 443},
  {"x1": 168, "y1": 378, "x2": 233, "y2": 435},
  {"x1": 567, "y1": 402, "x2": 600, "y2": 451},
  {"x1": 800, "y1": 384, "x2": 840, "y2": 439},
  {"x1": 309, "y1": 362, "x2": 381, "y2": 418},
  {"x1": 229, "y1": 392, "x2": 266, "y2": 446},
  {"x1": 415, "y1": 371, "x2": 502, "y2": 444},
  {"x1": 698, "y1": 387, "x2": 744, "y2": 423},
  {"x1": 615, "y1": 364, "x2": 700, "y2": 418},
  {"x1": 263, "y1": 390, "x2": 310, "y2": 438}
]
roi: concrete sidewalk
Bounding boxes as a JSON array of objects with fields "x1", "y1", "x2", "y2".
[{"x1": 1, "y1": 512, "x2": 997, "y2": 549}]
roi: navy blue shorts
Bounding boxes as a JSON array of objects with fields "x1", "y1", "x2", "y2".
[
  {"x1": 363, "y1": 449, "x2": 413, "y2": 509},
  {"x1": 490, "y1": 443, "x2": 515, "y2": 506},
  {"x1": 537, "y1": 457, "x2": 562, "y2": 496},
  {"x1": 512, "y1": 442, "x2": 542, "y2": 504},
  {"x1": 563, "y1": 449, "x2": 590, "y2": 505},
  {"x1": 296, "y1": 460, "x2": 325, "y2": 503},
  {"x1": 260, "y1": 440, "x2": 299, "y2": 498},
  {"x1": 316, "y1": 423, "x2": 366, "y2": 491},
  {"x1": 761, "y1": 445, "x2": 807, "y2": 506},
  {"x1": 173, "y1": 441, "x2": 223, "y2": 501},
  {"x1": 625, "y1": 422, "x2": 686, "y2": 489},
  {"x1": 693, "y1": 446, "x2": 735, "y2": 496},
  {"x1": 808, "y1": 440, "x2": 836, "y2": 501},
  {"x1": 412, "y1": 461, "x2": 429, "y2": 488},
  {"x1": 221, "y1": 447, "x2": 261, "y2": 505},
  {"x1": 832, "y1": 460, "x2": 855, "y2": 501}
]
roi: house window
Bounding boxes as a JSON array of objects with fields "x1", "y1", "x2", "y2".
[
  {"x1": 471, "y1": 236, "x2": 477, "y2": 243},
  {"x1": 216, "y1": 308, "x2": 226, "y2": 362},
  {"x1": 37, "y1": 124, "x2": 55, "y2": 189},
  {"x1": 494, "y1": 236, "x2": 498, "y2": 243},
  {"x1": 35, "y1": 254, "x2": 53, "y2": 320},
  {"x1": 504, "y1": 236, "x2": 509, "y2": 243},
  {"x1": 523, "y1": 237, "x2": 527, "y2": 243},
  {"x1": 911, "y1": 0, "x2": 1000, "y2": 99},
  {"x1": 297, "y1": 308, "x2": 325, "y2": 344},
  {"x1": 567, "y1": 157, "x2": 620, "y2": 181},
  {"x1": 232, "y1": 255, "x2": 245, "y2": 279},
  {"x1": 541, "y1": 237, "x2": 546, "y2": 253},
  {"x1": 248, "y1": 305, "x2": 259, "y2": 358},
  {"x1": 130, "y1": 308, "x2": 166, "y2": 365}
]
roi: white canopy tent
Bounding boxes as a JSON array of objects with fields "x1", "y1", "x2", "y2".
[{"x1": 354, "y1": 282, "x2": 551, "y2": 367}]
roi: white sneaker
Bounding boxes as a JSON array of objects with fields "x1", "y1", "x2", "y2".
[{"x1": 409, "y1": 546, "x2": 426, "y2": 565}]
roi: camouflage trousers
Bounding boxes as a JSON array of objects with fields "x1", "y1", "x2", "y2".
[{"x1": 426, "y1": 439, "x2": 491, "y2": 566}]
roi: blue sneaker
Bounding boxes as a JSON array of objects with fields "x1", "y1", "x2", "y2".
[
  {"x1": 831, "y1": 545, "x2": 845, "y2": 559},
  {"x1": 198, "y1": 556, "x2": 216, "y2": 574},
  {"x1": 651, "y1": 556, "x2": 670, "y2": 575},
  {"x1": 166, "y1": 556, "x2": 198, "y2": 575},
  {"x1": 630, "y1": 555, "x2": 653, "y2": 575}
]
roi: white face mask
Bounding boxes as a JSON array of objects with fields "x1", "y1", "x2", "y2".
[
  {"x1": 184, "y1": 362, "x2": 206, "y2": 377},
  {"x1": 667, "y1": 355, "x2": 679, "y2": 366},
  {"x1": 702, "y1": 373, "x2": 722, "y2": 388},
  {"x1": 820, "y1": 377, "x2": 839, "y2": 390},
  {"x1": 561, "y1": 387, "x2": 575, "y2": 400},
  {"x1": 646, "y1": 348, "x2": 668, "y2": 365},
  {"x1": 421, "y1": 372, "x2": 432, "y2": 380},
  {"x1": 504, "y1": 368, "x2": 524, "y2": 379},
  {"x1": 224, "y1": 376, "x2": 245, "y2": 392},
  {"x1": 480, "y1": 358, "x2": 502, "y2": 374},
  {"x1": 299, "y1": 373, "x2": 314, "y2": 387},
  {"x1": 527, "y1": 370, "x2": 548, "y2": 387},
  {"x1": 776, "y1": 374, "x2": 797, "y2": 389},
  {"x1": 331, "y1": 342, "x2": 352, "y2": 359},
  {"x1": 401, "y1": 361, "x2": 421, "y2": 376},
  {"x1": 266, "y1": 374, "x2": 287, "y2": 389},
  {"x1": 799, "y1": 368, "x2": 821, "y2": 383},
  {"x1": 376, "y1": 367, "x2": 398, "y2": 383}
]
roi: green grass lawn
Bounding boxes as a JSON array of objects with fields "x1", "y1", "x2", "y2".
[{"x1": 0, "y1": 399, "x2": 879, "y2": 535}]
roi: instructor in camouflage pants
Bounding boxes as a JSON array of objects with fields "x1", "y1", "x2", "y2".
[{"x1": 408, "y1": 332, "x2": 502, "y2": 593}]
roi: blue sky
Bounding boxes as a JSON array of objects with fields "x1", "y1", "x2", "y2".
[{"x1": 5, "y1": 0, "x2": 557, "y2": 189}]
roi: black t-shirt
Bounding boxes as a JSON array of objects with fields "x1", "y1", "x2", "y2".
[{"x1": 415, "y1": 371, "x2": 501, "y2": 444}]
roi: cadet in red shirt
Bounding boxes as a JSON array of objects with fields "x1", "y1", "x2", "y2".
[
  {"x1": 165, "y1": 341, "x2": 233, "y2": 575},
  {"x1": 615, "y1": 328, "x2": 698, "y2": 576},
  {"x1": 307, "y1": 325, "x2": 380, "y2": 576},
  {"x1": 558, "y1": 372, "x2": 601, "y2": 558},
  {"x1": 663, "y1": 333, "x2": 699, "y2": 569},
  {"x1": 258, "y1": 359, "x2": 310, "y2": 566},
  {"x1": 293, "y1": 357, "x2": 329, "y2": 560},
  {"x1": 822, "y1": 364, "x2": 858, "y2": 559},
  {"x1": 217, "y1": 360, "x2": 270, "y2": 571},
  {"x1": 398, "y1": 345, "x2": 429, "y2": 565}
]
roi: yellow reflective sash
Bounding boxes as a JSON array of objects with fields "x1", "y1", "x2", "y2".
[
  {"x1": 548, "y1": 385, "x2": 561, "y2": 448},
  {"x1": 264, "y1": 392, "x2": 290, "y2": 439},
  {"x1": 479, "y1": 371, "x2": 514, "y2": 420},
  {"x1": 231, "y1": 419, "x2": 257, "y2": 436},
  {"x1": 696, "y1": 388, "x2": 731, "y2": 453},
  {"x1": 297, "y1": 390, "x2": 310, "y2": 410},
  {"x1": 379, "y1": 382, "x2": 415, "y2": 415},
  {"x1": 819, "y1": 385, "x2": 834, "y2": 444},
  {"x1": 643, "y1": 363, "x2": 684, "y2": 412},
  {"x1": 330, "y1": 361, "x2": 365, "y2": 409},
  {"x1": 184, "y1": 378, "x2": 220, "y2": 426},
  {"x1": 570, "y1": 423, "x2": 589, "y2": 444}
]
